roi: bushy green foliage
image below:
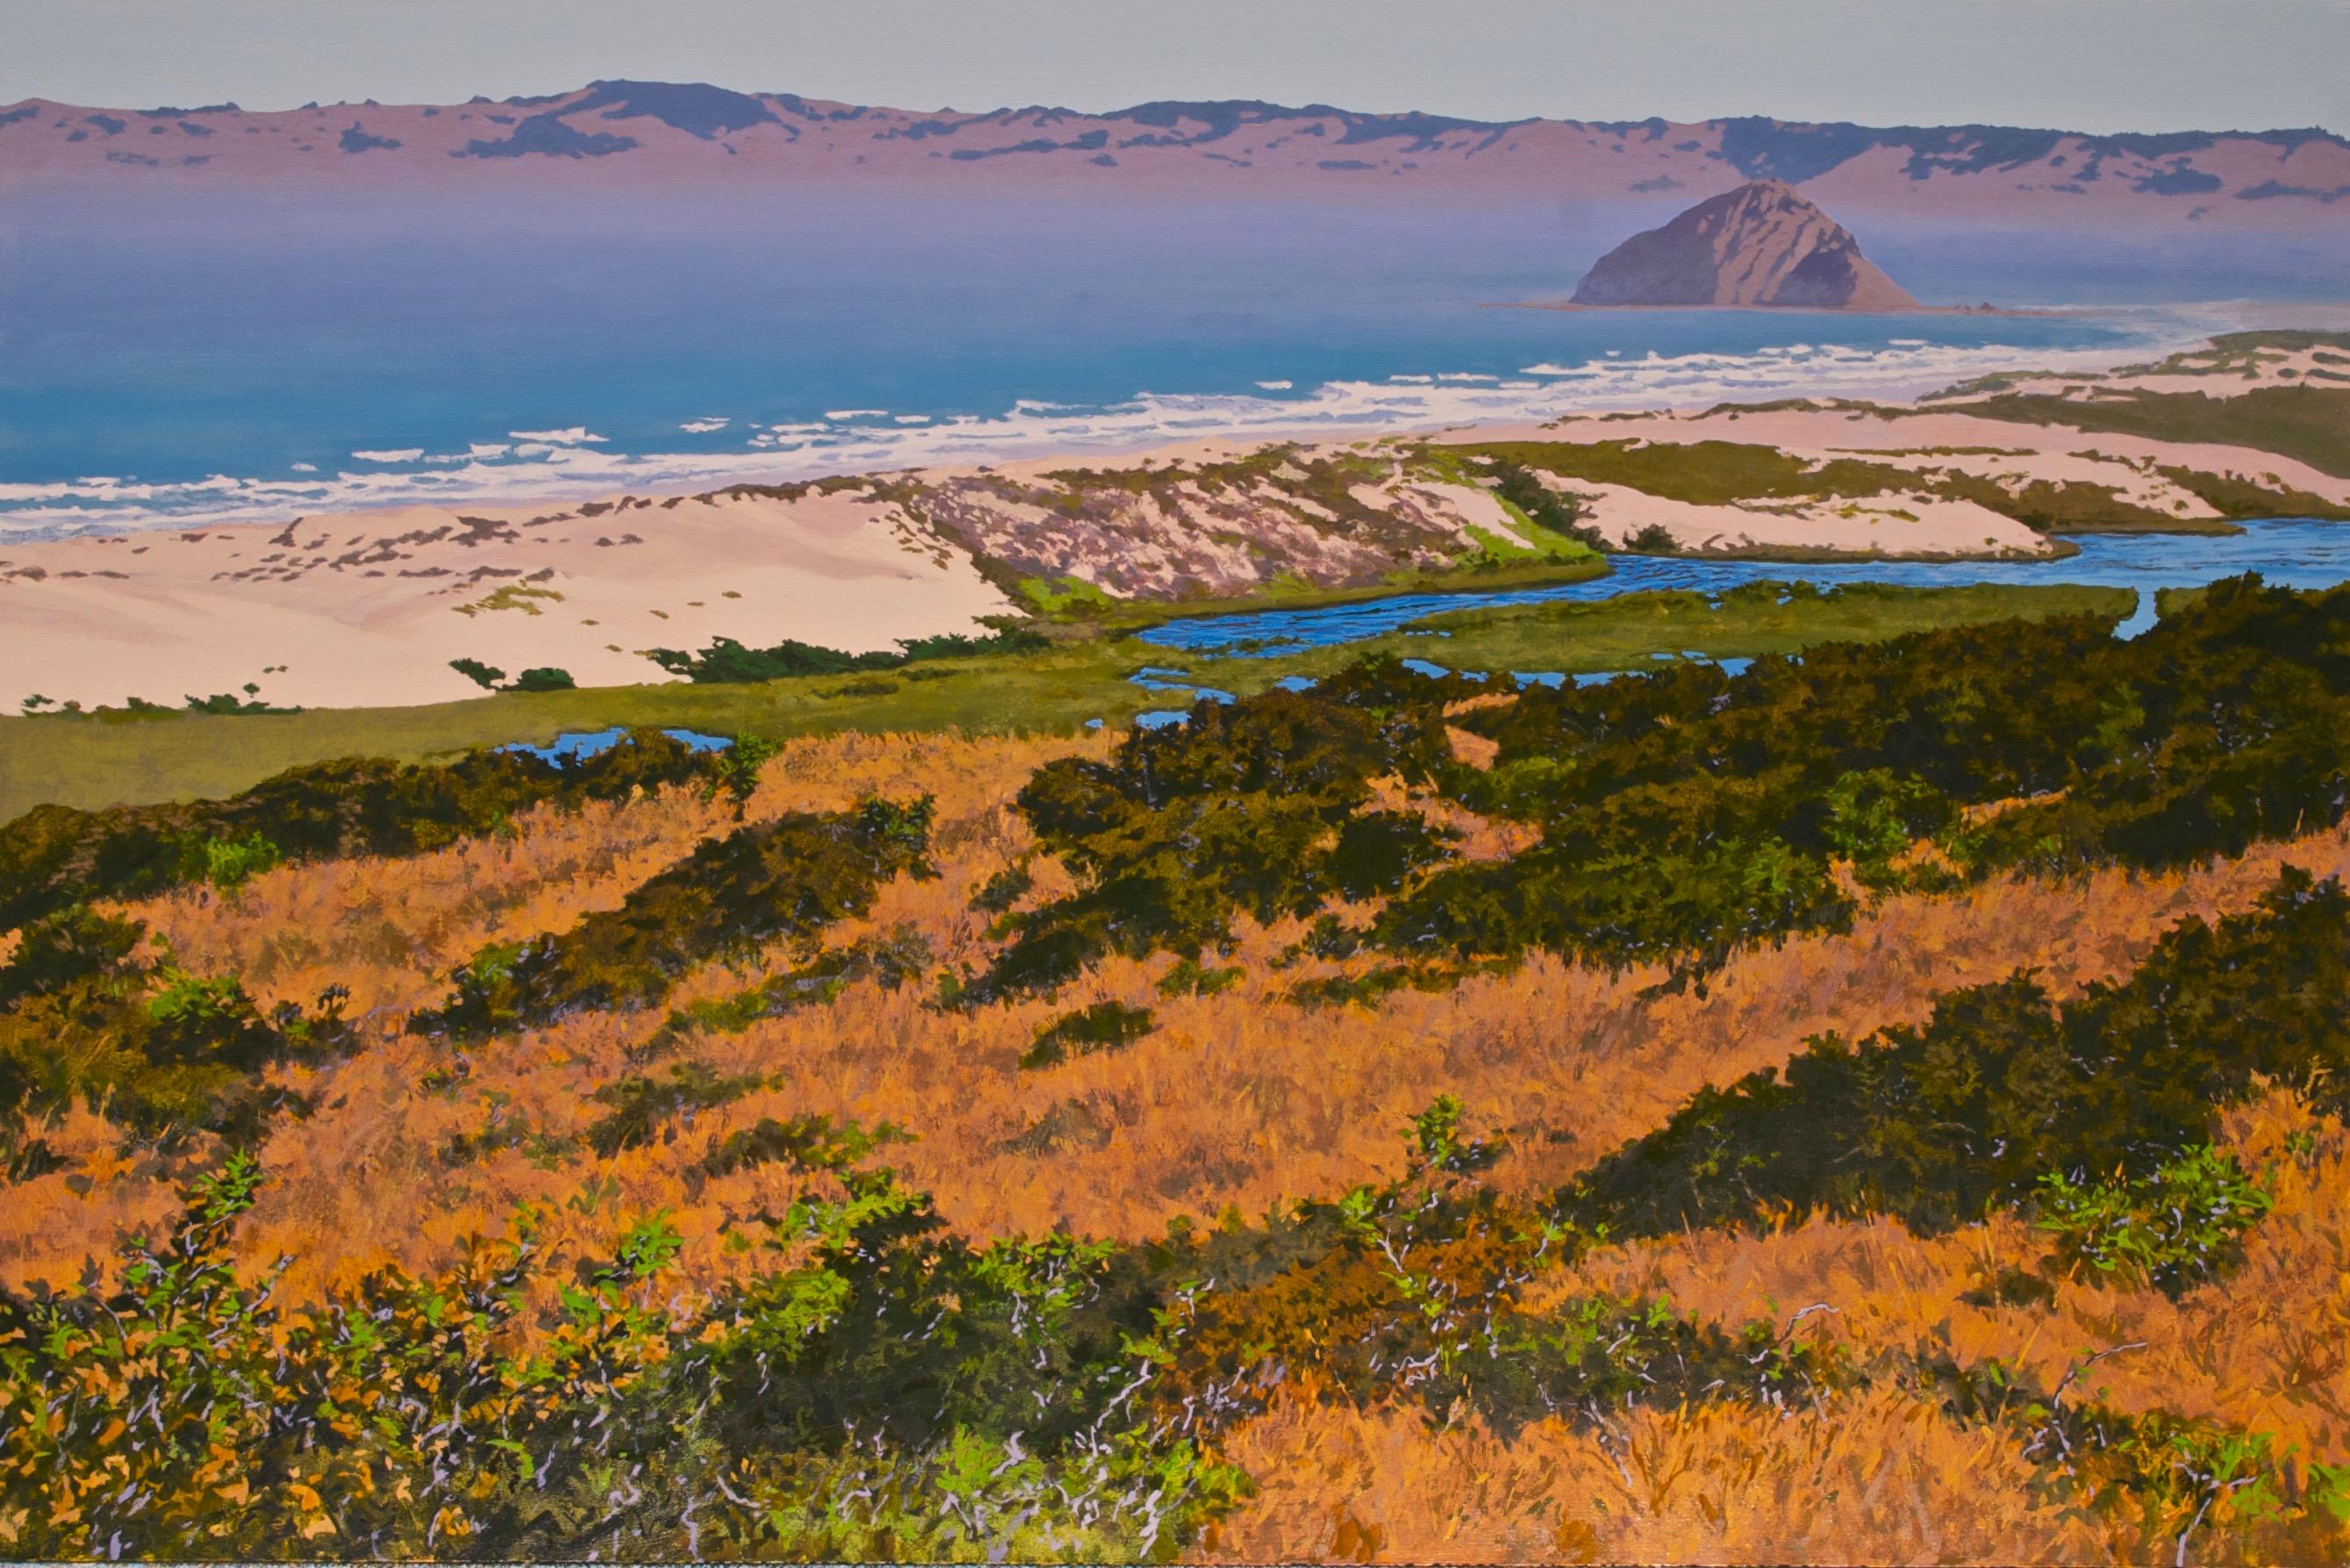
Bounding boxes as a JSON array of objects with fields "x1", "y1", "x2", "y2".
[
  {"x1": 1564, "y1": 868, "x2": 2350, "y2": 1239},
  {"x1": 412, "y1": 797, "x2": 935, "y2": 1039},
  {"x1": 1387, "y1": 576, "x2": 2350, "y2": 980},
  {"x1": 446, "y1": 659, "x2": 575, "y2": 693},
  {"x1": 183, "y1": 687, "x2": 297, "y2": 715},
  {"x1": 448, "y1": 656, "x2": 505, "y2": 690},
  {"x1": 974, "y1": 659, "x2": 1466, "y2": 1000},
  {"x1": 701, "y1": 731, "x2": 781, "y2": 812},
  {"x1": 1822, "y1": 767, "x2": 1957, "y2": 891},
  {"x1": 700, "y1": 1111, "x2": 910, "y2": 1178},
  {"x1": 185, "y1": 828, "x2": 283, "y2": 891},
  {"x1": 0, "y1": 906, "x2": 351, "y2": 1156},
  {"x1": 970, "y1": 858, "x2": 1035, "y2": 915},
  {"x1": 2034, "y1": 1145, "x2": 2275, "y2": 1294},
  {"x1": 1156, "y1": 956, "x2": 1244, "y2": 998},
  {"x1": 645, "y1": 627, "x2": 1047, "y2": 684},
  {"x1": 1929, "y1": 1354, "x2": 2350, "y2": 1563},
  {"x1": 0, "y1": 1138, "x2": 1247, "y2": 1561},
  {"x1": 0, "y1": 727, "x2": 739, "y2": 932}
]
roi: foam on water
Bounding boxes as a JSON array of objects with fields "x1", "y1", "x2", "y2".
[{"x1": 0, "y1": 313, "x2": 2217, "y2": 538}]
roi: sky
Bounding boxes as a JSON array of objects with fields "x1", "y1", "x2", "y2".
[{"x1": 3, "y1": 0, "x2": 2346, "y2": 134}]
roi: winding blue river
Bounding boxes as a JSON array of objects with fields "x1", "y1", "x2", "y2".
[{"x1": 1136, "y1": 519, "x2": 2350, "y2": 655}]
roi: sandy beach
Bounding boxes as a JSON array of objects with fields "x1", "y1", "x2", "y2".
[{"x1": 4, "y1": 337, "x2": 2345, "y2": 711}]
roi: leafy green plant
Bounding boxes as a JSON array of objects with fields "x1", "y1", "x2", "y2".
[
  {"x1": 2035, "y1": 1145, "x2": 2275, "y2": 1294},
  {"x1": 703, "y1": 731, "x2": 781, "y2": 811},
  {"x1": 179, "y1": 827, "x2": 283, "y2": 891}
]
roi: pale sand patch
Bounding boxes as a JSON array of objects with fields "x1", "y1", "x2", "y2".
[
  {"x1": 1446, "y1": 402, "x2": 2350, "y2": 515},
  {"x1": 1560, "y1": 480, "x2": 2046, "y2": 556},
  {"x1": 0, "y1": 490, "x2": 1012, "y2": 710},
  {"x1": 1981, "y1": 344, "x2": 2350, "y2": 400},
  {"x1": 1400, "y1": 480, "x2": 1532, "y2": 548}
]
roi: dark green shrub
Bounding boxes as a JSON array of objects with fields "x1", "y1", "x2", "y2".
[
  {"x1": 412, "y1": 797, "x2": 935, "y2": 1038},
  {"x1": 584, "y1": 1061, "x2": 768, "y2": 1156},
  {"x1": 1021, "y1": 1001, "x2": 1156, "y2": 1069},
  {"x1": 653, "y1": 924, "x2": 933, "y2": 1049},
  {"x1": 449, "y1": 656, "x2": 505, "y2": 690},
  {"x1": 1486, "y1": 460, "x2": 1607, "y2": 554},
  {"x1": 1564, "y1": 869, "x2": 2350, "y2": 1240},
  {"x1": 0, "y1": 727, "x2": 738, "y2": 931},
  {"x1": 645, "y1": 626, "x2": 1047, "y2": 684},
  {"x1": 0, "y1": 906, "x2": 352, "y2": 1152}
]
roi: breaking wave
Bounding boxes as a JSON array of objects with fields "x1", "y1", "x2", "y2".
[{"x1": 0, "y1": 317, "x2": 2217, "y2": 538}]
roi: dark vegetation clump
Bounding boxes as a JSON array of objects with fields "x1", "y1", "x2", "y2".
[
  {"x1": 410, "y1": 797, "x2": 935, "y2": 1038},
  {"x1": 699, "y1": 1110, "x2": 909, "y2": 1178},
  {"x1": 183, "y1": 684, "x2": 299, "y2": 715},
  {"x1": 1400, "y1": 574, "x2": 2350, "y2": 977},
  {"x1": 646, "y1": 626, "x2": 1048, "y2": 684},
  {"x1": 0, "y1": 727, "x2": 741, "y2": 932},
  {"x1": 976, "y1": 576, "x2": 2350, "y2": 997},
  {"x1": 0, "y1": 906, "x2": 352, "y2": 1157},
  {"x1": 1021, "y1": 1000, "x2": 1157, "y2": 1069},
  {"x1": 583, "y1": 1061, "x2": 768, "y2": 1156},
  {"x1": 971, "y1": 655, "x2": 1470, "y2": 1000},
  {"x1": 1563, "y1": 867, "x2": 2350, "y2": 1241},
  {"x1": 446, "y1": 659, "x2": 577, "y2": 693},
  {"x1": 649, "y1": 923, "x2": 933, "y2": 1051}
]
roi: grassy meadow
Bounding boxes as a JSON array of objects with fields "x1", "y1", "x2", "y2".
[{"x1": 0, "y1": 579, "x2": 2129, "y2": 818}]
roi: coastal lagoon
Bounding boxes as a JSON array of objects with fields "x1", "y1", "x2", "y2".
[{"x1": 1141, "y1": 517, "x2": 2350, "y2": 655}]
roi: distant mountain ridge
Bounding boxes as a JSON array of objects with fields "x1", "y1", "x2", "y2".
[
  {"x1": 1573, "y1": 180, "x2": 1921, "y2": 310},
  {"x1": 5, "y1": 80, "x2": 2347, "y2": 232}
]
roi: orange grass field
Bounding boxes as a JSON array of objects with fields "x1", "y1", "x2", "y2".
[{"x1": 12, "y1": 724, "x2": 2350, "y2": 1562}]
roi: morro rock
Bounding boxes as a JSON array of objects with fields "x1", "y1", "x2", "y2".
[{"x1": 1572, "y1": 180, "x2": 1921, "y2": 310}]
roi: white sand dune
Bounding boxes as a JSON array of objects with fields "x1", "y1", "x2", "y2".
[{"x1": 0, "y1": 489, "x2": 1012, "y2": 710}]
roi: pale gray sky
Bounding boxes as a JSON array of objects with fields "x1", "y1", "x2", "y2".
[{"x1": 4, "y1": 0, "x2": 2346, "y2": 133}]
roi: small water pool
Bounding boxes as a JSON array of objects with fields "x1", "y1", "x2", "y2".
[{"x1": 501, "y1": 727, "x2": 734, "y2": 764}]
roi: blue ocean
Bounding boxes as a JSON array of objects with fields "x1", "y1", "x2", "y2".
[{"x1": 0, "y1": 190, "x2": 2278, "y2": 535}]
